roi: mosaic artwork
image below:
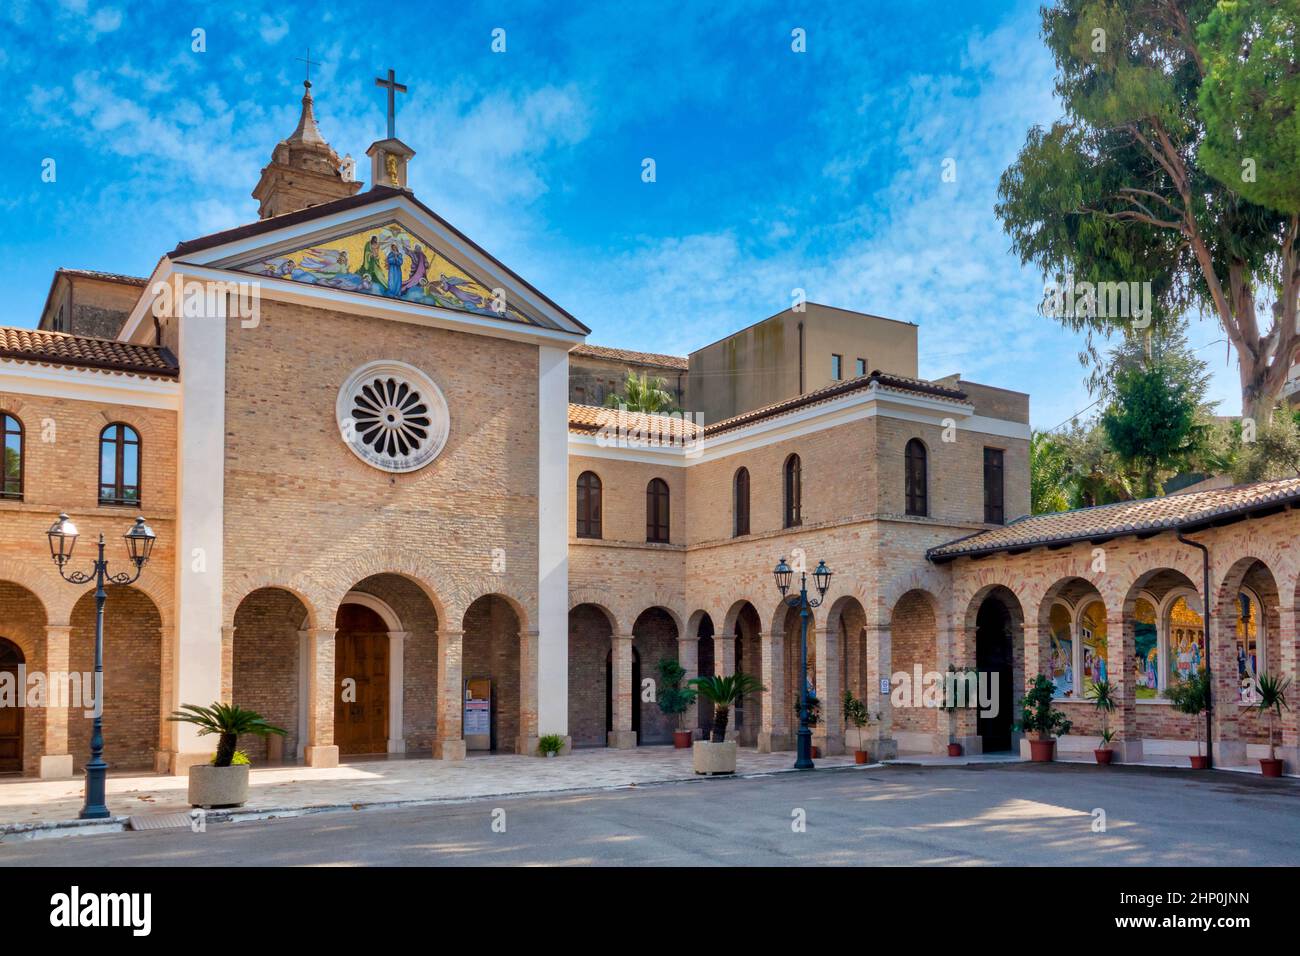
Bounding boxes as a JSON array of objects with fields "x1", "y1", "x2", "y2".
[{"x1": 238, "y1": 221, "x2": 536, "y2": 324}]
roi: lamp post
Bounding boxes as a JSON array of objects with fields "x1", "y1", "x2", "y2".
[
  {"x1": 46, "y1": 513, "x2": 156, "y2": 820},
  {"x1": 773, "y1": 557, "x2": 832, "y2": 770}
]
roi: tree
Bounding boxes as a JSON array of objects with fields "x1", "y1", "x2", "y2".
[
  {"x1": 1098, "y1": 327, "x2": 1213, "y2": 496},
  {"x1": 1030, "y1": 430, "x2": 1073, "y2": 513},
  {"x1": 997, "y1": 0, "x2": 1300, "y2": 423},
  {"x1": 605, "y1": 369, "x2": 675, "y2": 414}
]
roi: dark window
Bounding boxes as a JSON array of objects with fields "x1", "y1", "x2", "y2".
[
  {"x1": 99, "y1": 423, "x2": 141, "y2": 505},
  {"x1": 855, "y1": 358, "x2": 867, "y2": 376},
  {"x1": 783, "y1": 454, "x2": 802, "y2": 528},
  {"x1": 905, "y1": 438, "x2": 927, "y2": 517},
  {"x1": 984, "y1": 447, "x2": 1005, "y2": 524},
  {"x1": 576, "y1": 470, "x2": 602, "y2": 538},
  {"x1": 646, "y1": 478, "x2": 670, "y2": 543},
  {"x1": 733, "y1": 467, "x2": 750, "y2": 537},
  {"x1": 831, "y1": 355, "x2": 843, "y2": 380},
  {"x1": 2, "y1": 414, "x2": 23, "y2": 501}
]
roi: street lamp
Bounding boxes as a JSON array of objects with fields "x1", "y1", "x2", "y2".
[
  {"x1": 774, "y1": 557, "x2": 833, "y2": 770},
  {"x1": 46, "y1": 513, "x2": 156, "y2": 819}
]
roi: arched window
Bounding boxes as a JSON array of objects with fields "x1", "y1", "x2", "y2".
[
  {"x1": 733, "y1": 467, "x2": 750, "y2": 537},
  {"x1": 905, "y1": 438, "x2": 927, "y2": 517},
  {"x1": 99, "y1": 423, "x2": 141, "y2": 505},
  {"x1": 646, "y1": 478, "x2": 670, "y2": 543},
  {"x1": 1, "y1": 414, "x2": 23, "y2": 501},
  {"x1": 576, "y1": 470, "x2": 602, "y2": 539},
  {"x1": 783, "y1": 454, "x2": 801, "y2": 528},
  {"x1": 1164, "y1": 593, "x2": 1205, "y2": 695}
]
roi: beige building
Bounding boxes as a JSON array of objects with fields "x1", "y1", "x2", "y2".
[{"x1": 0, "y1": 82, "x2": 1296, "y2": 785}]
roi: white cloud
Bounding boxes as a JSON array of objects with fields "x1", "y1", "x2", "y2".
[
  {"x1": 89, "y1": 6, "x2": 121, "y2": 34},
  {"x1": 258, "y1": 14, "x2": 289, "y2": 44}
]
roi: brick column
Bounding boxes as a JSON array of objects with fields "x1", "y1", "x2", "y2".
[
  {"x1": 387, "y1": 631, "x2": 407, "y2": 754},
  {"x1": 865, "y1": 622, "x2": 897, "y2": 759},
  {"x1": 608, "y1": 633, "x2": 636, "y2": 748},
  {"x1": 219, "y1": 625, "x2": 235, "y2": 704},
  {"x1": 814, "y1": 624, "x2": 844, "y2": 754},
  {"x1": 1209, "y1": 594, "x2": 1245, "y2": 766},
  {"x1": 677, "y1": 637, "x2": 700, "y2": 740},
  {"x1": 434, "y1": 628, "x2": 465, "y2": 759},
  {"x1": 518, "y1": 628, "x2": 542, "y2": 755},
  {"x1": 758, "y1": 625, "x2": 790, "y2": 752},
  {"x1": 1105, "y1": 613, "x2": 1141, "y2": 763},
  {"x1": 1278, "y1": 605, "x2": 1298, "y2": 773},
  {"x1": 39, "y1": 624, "x2": 74, "y2": 778},
  {"x1": 303, "y1": 628, "x2": 339, "y2": 768}
]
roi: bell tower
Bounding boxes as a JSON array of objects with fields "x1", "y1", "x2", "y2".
[{"x1": 252, "y1": 80, "x2": 361, "y2": 219}]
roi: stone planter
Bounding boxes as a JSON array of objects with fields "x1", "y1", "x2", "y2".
[
  {"x1": 693, "y1": 740, "x2": 737, "y2": 775},
  {"x1": 188, "y1": 764, "x2": 249, "y2": 809}
]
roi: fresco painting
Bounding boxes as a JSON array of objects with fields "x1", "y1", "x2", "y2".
[{"x1": 238, "y1": 221, "x2": 536, "y2": 324}]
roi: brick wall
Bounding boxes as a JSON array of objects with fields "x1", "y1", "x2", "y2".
[
  {"x1": 568, "y1": 603, "x2": 611, "y2": 747},
  {"x1": 463, "y1": 594, "x2": 522, "y2": 753},
  {"x1": 633, "y1": 606, "x2": 679, "y2": 744},
  {"x1": 232, "y1": 587, "x2": 303, "y2": 762}
]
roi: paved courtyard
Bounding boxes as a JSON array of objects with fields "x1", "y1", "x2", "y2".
[
  {"x1": 3, "y1": 762, "x2": 1295, "y2": 866},
  {"x1": 0, "y1": 746, "x2": 863, "y2": 833}
]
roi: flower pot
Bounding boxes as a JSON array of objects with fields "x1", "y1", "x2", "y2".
[
  {"x1": 188, "y1": 763, "x2": 249, "y2": 809},
  {"x1": 545, "y1": 751, "x2": 557, "y2": 758},
  {"x1": 673, "y1": 731, "x2": 692, "y2": 749},
  {"x1": 1189, "y1": 754, "x2": 1208, "y2": 770},
  {"x1": 1028, "y1": 739, "x2": 1055, "y2": 763},
  {"x1": 1094, "y1": 748, "x2": 1113, "y2": 766},
  {"x1": 811, "y1": 745, "x2": 821, "y2": 759},
  {"x1": 1260, "y1": 757, "x2": 1283, "y2": 778},
  {"x1": 693, "y1": 740, "x2": 737, "y2": 775},
  {"x1": 947, "y1": 743, "x2": 963, "y2": 757},
  {"x1": 854, "y1": 750, "x2": 870, "y2": 764}
]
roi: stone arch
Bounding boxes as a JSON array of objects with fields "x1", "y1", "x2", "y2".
[
  {"x1": 569, "y1": 602, "x2": 615, "y2": 748},
  {"x1": 890, "y1": 588, "x2": 941, "y2": 749},
  {"x1": 0, "y1": 581, "x2": 47, "y2": 775},
  {"x1": 1215, "y1": 556, "x2": 1282, "y2": 734},
  {"x1": 462, "y1": 593, "x2": 524, "y2": 753},
  {"x1": 1037, "y1": 576, "x2": 1108, "y2": 702},
  {"x1": 232, "y1": 586, "x2": 312, "y2": 762},
  {"x1": 965, "y1": 584, "x2": 1024, "y2": 754},
  {"x1": 0, "y1": 559, "x2": 61, "y2": 626},
  {"x1": 316, "y1": 548, "x2": 452, "y2": 627},
  {"x1": 631, "y1": 605, "x2": 680, "y2": 744},
  {"x1": 225, "y1": 569, "x2": 326, "y2": 630}
]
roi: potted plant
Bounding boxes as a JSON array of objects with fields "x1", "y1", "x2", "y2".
[
  {"x1": 1254, "y1": 672, "x2": 1291, "y2": 778},
  {"x1": 538, "y1": 733, "x2": 565, "y2": 758},
  {"x1": 168, "y1": 702, "x2": 286, "y2": 809},
  {"x1": 1019, "y1": 674, "x2": 1072, "y2": 762},
  {"x1": 1086, "y1": 679, "x2": 1117, "y2": 765},
  {"x1": 794, "y1": 690, "x2": 823, "y2": 757},
  {"x1": 690, "y1": 672, "x2": 765, "y2": 774},
  {"x1": 1166, "y1": 670, "x2": 1210, "y2": 769},
  {"x1": 843, "y1": 689, "x2": 872, "y2": 763},
  {"x1": 655, "y1": 657, "x2": 698, "y2": 749}
]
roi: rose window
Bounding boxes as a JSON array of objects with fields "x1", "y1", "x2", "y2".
[{"x1": 336, "y1": 361, "x2": 449, "y2": 473}]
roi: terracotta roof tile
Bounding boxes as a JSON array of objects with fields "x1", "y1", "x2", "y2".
[
  {"x1": 568, "y1": 404, "x2": 701, "y2": 444},
  {"x1": 570, "y1": 344, "x2": 688, "y2": 370},
  {"x1": 928, "y1": 476, "x2": 1300, "y2": 561},
  {"x1": 0, "y1": 326, "x2": 178, "y2": 379},
  {"x1": 57, "y1": 268, "x2": 148, "y2": 287}
]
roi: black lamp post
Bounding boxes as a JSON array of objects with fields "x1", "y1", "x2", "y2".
[
  {"x1": 46, "y1": 513, "x2": 156, "y2": 820},
  {"x1": 774, "y1": 557, "x2": 832, "y2": 770}
]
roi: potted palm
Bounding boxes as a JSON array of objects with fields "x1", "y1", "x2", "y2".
[
  {"x1": 1019, "y1": 674, "x2": 1072, "y2": 762},
  {"x1": 655, "y1": 657, "x2": 698, "y2": 748},
  {"x1": 1254, "y1": 672, "x2": 1291, "y2": 778},
  {"x1": 690, "y1": 672, "x2": 764, "y2": 774},
  {"x1": 168, "y1": 702, "x2": 286, "y2": 808},
  {"x1": 1086, "y1": 679, "x2": 1117, "y2": 765},
  {"x1": 1166, "y1": 670, "x2": 1210, "y2": 769},
  {"x1": 843, "y1": 689, "x2": 871, "y2": 763}
]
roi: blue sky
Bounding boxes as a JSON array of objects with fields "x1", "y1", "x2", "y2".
[{"x1": 0, "y1": 0, "x2": 1241, "y2": 428}]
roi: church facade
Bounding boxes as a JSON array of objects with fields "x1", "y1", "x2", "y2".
[{"x1": 0, "y1": 84, "x2": 1297, "y2": 780}]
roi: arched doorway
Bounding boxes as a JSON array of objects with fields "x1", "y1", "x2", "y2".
[
  {"x1": 0, "y1": 638, "x2": 23, "y2": 773},
  {"x1": 975, "y1": 596, "x2": 1014, "y2": 752},
  {"x1": 462, "y1": 594, "x2": 523, "y2": 753},
  {"x1": 334, "y1": 603, "x2": 390, "y2": 756},
  {"x1": 568, "y1": 603, "x2": 614, "y2": 748},
  {"x1": 606, "y1": 646, "x2": 641, "y2": 740}
]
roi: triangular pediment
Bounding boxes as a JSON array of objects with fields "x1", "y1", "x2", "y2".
[{"x1": 231, "y1": 218, "x2": 542, "y2": 327}]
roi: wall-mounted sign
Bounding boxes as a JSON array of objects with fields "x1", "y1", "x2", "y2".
[
  {"x1": 465, "y1": 677, "x2": 492, "y2": 750},
  {"x1": 879, "y1": 678, "x2": 891, "y2": 695}
]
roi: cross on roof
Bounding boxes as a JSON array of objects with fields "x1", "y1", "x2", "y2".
[
  {"x1": 295, "y1": 47, "x2": 321, "y2": 87},
  {"x1": 374, "y1": 68, "x2": 407, "y2": 140}
]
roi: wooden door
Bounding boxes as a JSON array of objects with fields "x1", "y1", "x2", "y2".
[
  {"x1": 334, "y1": 605, "x2": 389, "y2": 756},
  {"x1": 0, "y1": 639, "x2": 24, "y2": 773}
]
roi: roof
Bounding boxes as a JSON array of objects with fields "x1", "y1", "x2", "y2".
[
  {"x1": 167, "y1": 185, "x2": 590, "y2": 335},
  {"x1": 567, "y1": 370, "x2": 968, "y2": 446},
  {"x1": 55, "y1": 269, "x2": 148, "y2": 287},
  {"x1": 705, "y1": 370, "x2": 967, "y2": 437},
  {"x1": 568, "y1": 403, "x2": 701, "y2": 444},
  {"x1": 570, "y1": 343, "x2": 688, "y2": 370},
  {"x1": 0, "y1": 326, "x2": 178, "y2": 379},
  {"x1": 928, "y1": 476, "x2": 1300, "y2": 562}
]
